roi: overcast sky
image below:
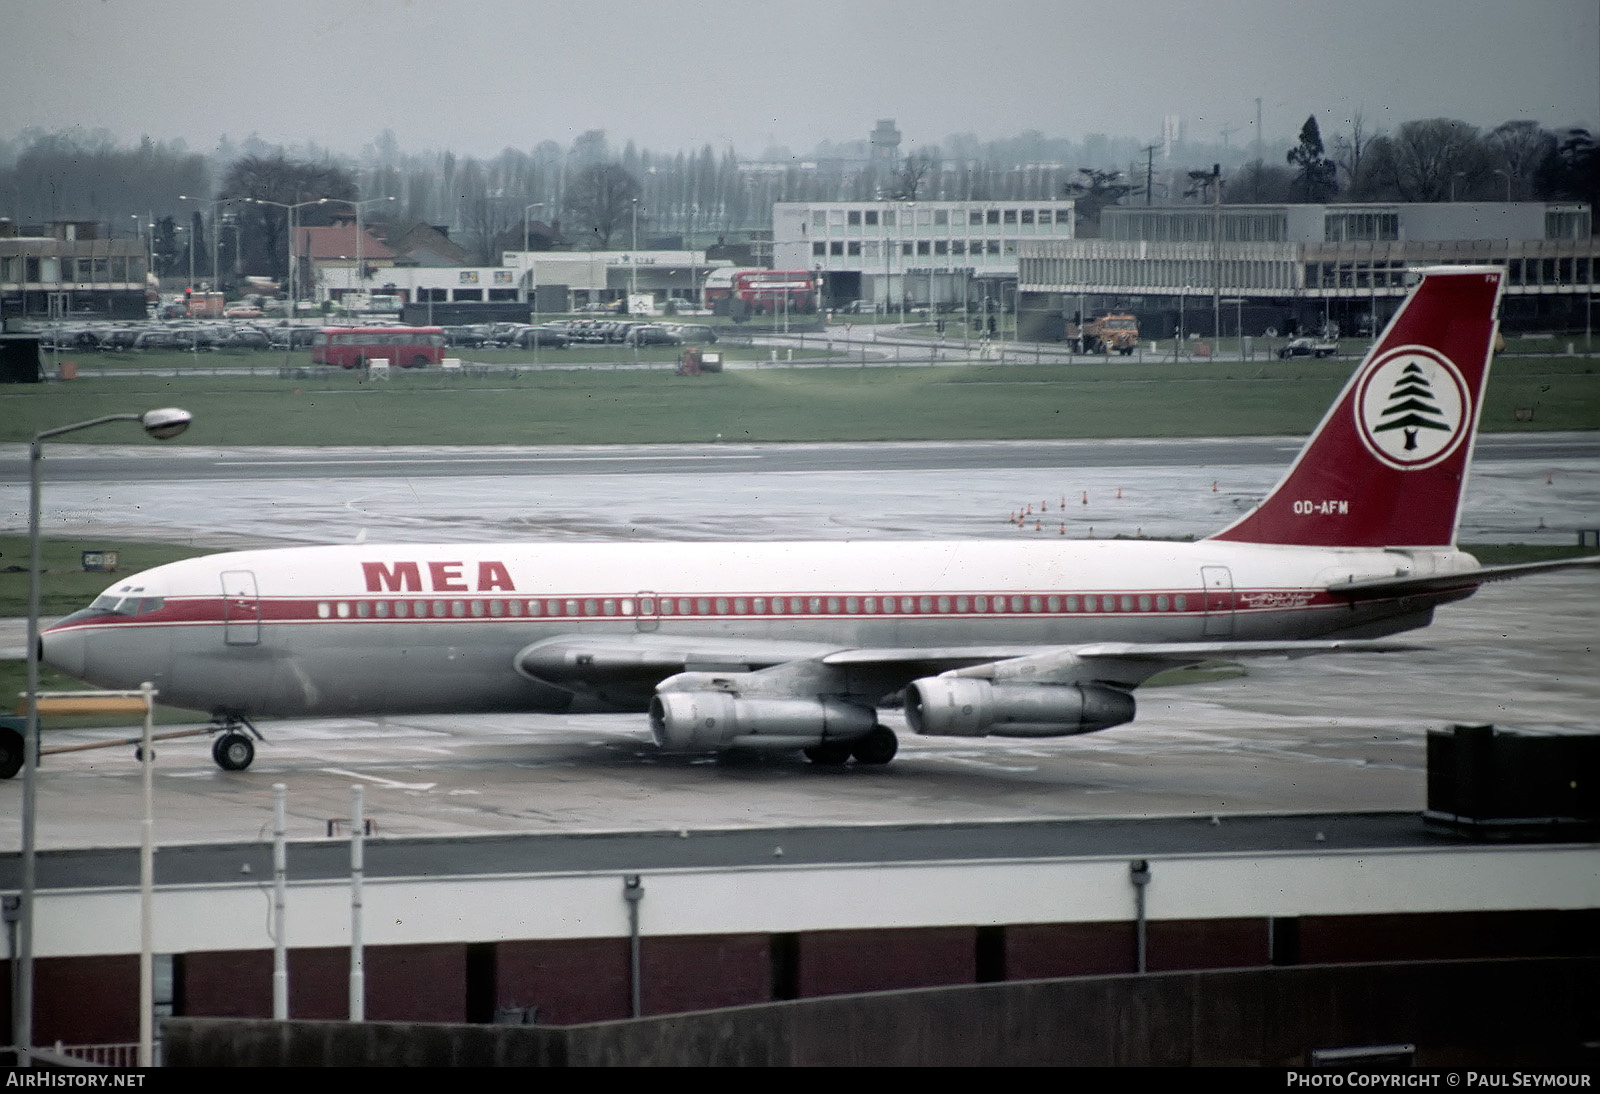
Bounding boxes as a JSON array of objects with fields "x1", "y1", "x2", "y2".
[{"x1": 5, "y1": 0, "x2": 1597, "y2": 160}]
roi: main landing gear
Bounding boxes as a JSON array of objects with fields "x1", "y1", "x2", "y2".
[
  {"x1": 803, "y1": 724, "x2": 899, "y2": 767},
  {"x1": 210, "y1": 713, "x2": 264, "y2": 772}
]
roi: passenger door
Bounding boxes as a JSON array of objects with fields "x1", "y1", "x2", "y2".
[
  {"x1": 221, "y1": 570, "x2": 261, "y2": 646},
  {"x1": 1200, "y1": 566, "x2": 1235, "y2": 638}
]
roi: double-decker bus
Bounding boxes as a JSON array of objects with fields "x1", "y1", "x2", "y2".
[
  {"x1": 703, "y1": 269, "x2": 821, "y2": 316},
  {"x1": 311, "y1": 326, "x2": 446, "y2": 369}
]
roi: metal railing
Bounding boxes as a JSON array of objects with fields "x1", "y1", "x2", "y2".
[{"x1": 29, "y1": 1040, "x2": 142, "y2": 1067}]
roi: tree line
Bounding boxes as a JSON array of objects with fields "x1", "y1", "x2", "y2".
[{"x1": 0, "y1": 115, "x2": 1593, "y2": 283}]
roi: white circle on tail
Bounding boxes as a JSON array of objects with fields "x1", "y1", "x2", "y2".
[{"x1": 1354, "y1": 344, "x2": 1470, "y2": 471}]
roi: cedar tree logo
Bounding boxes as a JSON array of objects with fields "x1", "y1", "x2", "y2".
[{"x1": 1355, "y1": 345, "x2": 1469, "y2": 470}]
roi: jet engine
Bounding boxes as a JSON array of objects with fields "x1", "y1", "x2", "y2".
[
  {"x1": 649, "y1": 691, "x2": 877, "y2": 752},
  {"x1": 904, "y1": 677, "x2": 1135, "y2": 738}
]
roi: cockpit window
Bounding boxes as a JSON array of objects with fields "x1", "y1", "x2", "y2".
[{"x1": 56, "y1": 594, "x2": 162, "y2": 626}]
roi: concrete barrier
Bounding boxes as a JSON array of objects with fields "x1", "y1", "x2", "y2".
[{"x1": 163, "y1": 956, "x2": 1597, "y2": 1067}]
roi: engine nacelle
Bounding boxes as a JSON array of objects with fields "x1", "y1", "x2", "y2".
[
  {"x1": 649, "y1": 691, "x2": 876, "y2": 752},
  {"x1": 904, "y1": 677, "x2": 1135, "y2": 738}
]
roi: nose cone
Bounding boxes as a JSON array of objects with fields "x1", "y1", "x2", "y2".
[{"x1": 40, "y1": 625, "x2": 86, "y2": 679}]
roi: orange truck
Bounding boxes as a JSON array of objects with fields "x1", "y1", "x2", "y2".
[{"x1": 1070, "y1": 313, "x2": 1140, "y2": 355}]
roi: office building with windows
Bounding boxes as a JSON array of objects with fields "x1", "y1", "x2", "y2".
[
  {"x1": 0, "y1": 221, "x2": 149, "y2": 321},
  {"x1": 772, "y1": 200, "x2": 1076, "y2": 311},
  {"x1": 1018, "y1": 202, "x2": 1595, "y2": 339}
]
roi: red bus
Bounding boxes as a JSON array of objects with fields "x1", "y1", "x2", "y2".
[
  {"x1": 311, "y1": 326, "x2": 446, "y2": 369},
  {"x1": 731, "y1": 270, "x2": 819, "y2": 315}
]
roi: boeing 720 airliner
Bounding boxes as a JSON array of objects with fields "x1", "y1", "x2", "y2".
[{"x1": 35, "y1": 266, "x2": 1600, "y2": 771}]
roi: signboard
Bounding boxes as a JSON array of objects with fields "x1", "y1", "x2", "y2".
[{"x1": 82, "y1": 550, "x2": 120, "y2": 572}]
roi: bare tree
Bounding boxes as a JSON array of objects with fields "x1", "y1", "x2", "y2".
[
  {"x1": 889, "y1": 151, "x2": 939, "y2": 199},
  {"x1": 565, "y1": 163, "x2": 641, "y2": 248},
  {"x1": 1227, "y1": 160, "x2": 1296, "y2": 204},
  {"x1": 219, "y1": 153, "x2": 356, "y2": 278},
  {"x1": 453, "y1": 158, "x2": 519, "y2": 264},
  {"x1": 1535, "y1": 127, "x2": 1599, "y2": 213},
  {"x1": 1371, "y1": 118, "x2": 1492, "y2": 202},
  {"x1": 1331, "y1": 110, "x2": 1377, "y2": 198},
  {"x1": 1487, "y1": 120, "x2": 1557, "y2": 200}
]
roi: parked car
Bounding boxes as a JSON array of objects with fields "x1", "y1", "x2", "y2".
[
  {"x1": 512, "y1": 326, "x2": 569, "y2": 348},
  {"x1": 1276, "y1": 337, "x2": 1338, "y2": 360},
  {"x1": 266, "y1": 326, "x2": 320, "y2": 350},
  {"x1": 215, "y1": 328, "x2": 272, "y2": 350},
  {"x1": 665, "y1": 323, "x2": 718, "y2": 344},
  {"x1": 442, "y1": 326, "x2": 490, "y2": 348},
  {"x1": 624, "y1": 324, "x2": 683, "y2": 347}
]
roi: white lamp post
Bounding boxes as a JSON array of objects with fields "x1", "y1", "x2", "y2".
[
  {"x1": 246, "y1": 196, "x2": 329, "y2": 339},
  {"x1": 523, "y1": 202, "x2": 546, "y2": 364},
  {"x1": 320, "y1": 197, "x2": 394, "y2": 313},
  {"x1": 17, "y1": 407, "x2": 192, "y2": 1067},
  {"x1": 178, "y1": 194, "x2": 230, "y2": 299}
]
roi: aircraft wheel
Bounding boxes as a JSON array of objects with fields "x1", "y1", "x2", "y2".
[
  {"x1": 0, "y1": 727, "x2": 23, "y2": 779},
  {"x1": 213, "y1": 732, "x2": 255, "y2": 772},
  {"x1": 850, "y1": 725, "x2": 898, "y2": 766},
  {"x1": 803, "y1": 741, "x2": 852, "y2": 766}
]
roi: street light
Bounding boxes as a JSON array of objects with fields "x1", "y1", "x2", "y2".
[
  {"x1": 17, "y1": 407, "x2": 192, "y2": 1067},
  {"x1": 320, "y1": 197, "x2": 395, "y2": 313},
  {"x1": 522, "y1": 202, "x2": 547, "y2": 365},
  {"x1": 630, "y1": 197, "x2": 639, "y2": 302},
  {"x1": 1493, "y1": 169, "x2": 1513, "y2": 202},
  {"x1": 244, "y1": 196, "x2": 329, "y2": 331},
  {"x1": 178, "y1": 194, "x2": 231, "y2": 300}
]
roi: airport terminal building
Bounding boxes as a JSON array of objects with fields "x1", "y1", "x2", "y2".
[
  {"x1": 317, "y1": 250, "x2": 714, "y2": 322},
  {"x1": 1018, "y1": 201, "x2": 1596, "y2": 339},
  {"x1": 0, "y1": 221, "x2": 149, "y2": 321},
  {"x1": 772, "y1": 200, "x2": 1077, "y2": 311}
]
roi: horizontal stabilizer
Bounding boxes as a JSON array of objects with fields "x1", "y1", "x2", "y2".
[{"x1": 1327, "y1": 555, "x2": 1600, "y2": 600}]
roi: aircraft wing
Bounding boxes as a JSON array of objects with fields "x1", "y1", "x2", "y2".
[
  {"x1": 521, "y1": 632, "x2": 1410, "y2": 699},
  {"x1": 517, "y1": 632, "x2": 846, "y2": 684},
  {"x1": 1326, "y1": 555, "x2": 1600, "y2": 601},
  {"x1": 866, "y1": 639, "x2": 1414, "y2": 690}
]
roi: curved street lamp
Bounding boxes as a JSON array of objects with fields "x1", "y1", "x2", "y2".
[{"x1": 17, "y1": 407, "x2": 193, "y2": 1067}]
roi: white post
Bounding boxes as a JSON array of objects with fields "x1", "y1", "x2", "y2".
[
  {"x1": 349, "y1": 785, "x2": 364, "y2": 1021},
  {"x1": 138, "y1": 681, "x2": 155, "y2": 1068},
  {"x1": 273, "y1": 782, "x2": 288, "y2": 1020}
]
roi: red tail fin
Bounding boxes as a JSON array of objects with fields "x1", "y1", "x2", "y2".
[{"x1": 1210, "y1": 266, "x2": 1503, "y2": 549}]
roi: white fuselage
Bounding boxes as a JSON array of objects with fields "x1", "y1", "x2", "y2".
[{"x1": 42, "y1": 537, "x2": 1476, "y2": 719}]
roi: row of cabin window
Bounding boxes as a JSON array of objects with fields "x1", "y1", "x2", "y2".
[{"x1": 312, "y1": 592, "x2": 1193, "y2": 620}]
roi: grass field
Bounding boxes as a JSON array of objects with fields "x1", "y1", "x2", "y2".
[{"x1": 5, "y1": 352, "x2": 1597, "y2": 447}]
